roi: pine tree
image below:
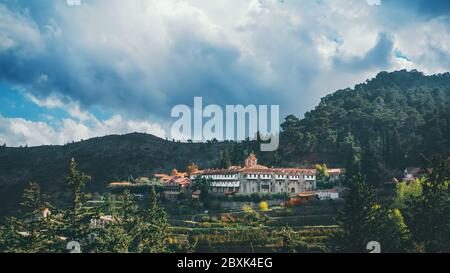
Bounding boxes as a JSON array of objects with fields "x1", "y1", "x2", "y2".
[
  {"x1": 219, "y1": 149, "x2": 232, "y2": 168},
  {"x1": 331, "y1": 174, "x2": 413, "y2": 253},
  {"x1": 57, "y1": 158, "x2": 99, "y2": 252},
  {"x1": 330, "y1": 174, "x2": 379, "y2": 253},
  {"x1": 138, "y1": 186, "x2": 170, "y2": 253},
  {"x1": 191, "y1": 176, "x2": 211, "y2": 203},
  {"x1": 94, "y1": 190, "x2": 135, "y2": 253},
  {"x1": 340, "y1": 133, "x2": 362, "y2": 177},
  {"x1": 95, "y1": 188, "x2": 170, "y2": 253},
  {"x1": 94, "y1": 217, "x2": 132, "y2": 253},
  {"x1": 2, "y1": 182, "x2": 58, "y2": 253},
  {"x1": 406, "y1": 156, "x2": 450, "y2": 252},
  {"x1": 0, "y1": 223, "x2": 20, "y2": 253}
]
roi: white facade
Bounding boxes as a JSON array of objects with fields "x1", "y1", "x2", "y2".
[
  {"x1": 196, "y1": 154, "x2": 326, "y2": 196},
  {"x1": 199, "y1": 171, "x2": 316, "y2": 195},
  {"x1": 316, "y1": 190, "x2": 339, "y2": 200}
]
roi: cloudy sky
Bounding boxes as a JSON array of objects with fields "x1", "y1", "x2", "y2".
[{"x1": 1, "y1": 0, "x2": 450, "y2": 146}]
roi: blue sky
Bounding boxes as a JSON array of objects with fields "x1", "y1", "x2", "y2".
[{"x1": 1, "y1": 0, "x2": 450, "y2": 146}]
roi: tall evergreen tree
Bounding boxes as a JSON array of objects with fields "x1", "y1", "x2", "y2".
[
  {"x1": 406, "y1": 156, "x2": 450, "y2": 252},
  {"x1": 191, "y1": 176, "x2": 211, "y2": 203},
  {"x1": 2, "y1": 182, "x2": 58, "y2": 252},
  {"x1": 219, "y1": 148, "x2": 232, "y2": 169},
  {"x1": 332, "y1": 173, "x2": 414, "y2": 253},
  {"x1": 341, "y1": 133, "x2": 362, "y2": 177},
  {"x1": 138, "y1": 186, "x2": 170, "y2": 253},
  {"x1": 95, "y1": 188, "x2": 170, "y2": 253},
  {"x1": 57, "y1": 159, "x2": 99, "y2": 252},
  {"x1": 330, "y1": 174, "x2": 379, "y2": 252},
  {"x1": 94, "y1": 190, "x2": 138, "y2": 253}
]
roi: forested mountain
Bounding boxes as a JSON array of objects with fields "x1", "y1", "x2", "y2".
[
  {"x1": 277, "y1": 70, "x2": 450, "y2": 184},
  {"x1": 0, "y1": 70, "x2": 449, "y2": 216},
  {"x1": 0, "y1": 134, "x2": 230, "y2": 216}
]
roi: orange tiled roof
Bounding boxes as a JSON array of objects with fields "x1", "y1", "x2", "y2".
[
  {"x1": 202, "y1": 166, "x2": 317, "y2": 175},
  {"x1": 298, "y1": 191, "x2": 317, "y2": 198},
  {"x1": 326, "y1": 169, "x2": 342, "y2": 174},
  {"x1": 242, "y1": 167, "x2": 316, "y2": 175},
  {"x1": 109, "y1": 182, "x2": 132, "y2": 186},
  {"x1": 166, "y1": 177, "x2": 191, "y2": 187}
]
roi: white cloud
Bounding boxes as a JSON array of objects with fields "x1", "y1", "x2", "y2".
[
  {"x1": 0, "y1": 94, "x2": 166, "y2": 147},
  {"x1": 0, "y1": 116, "x2": 56, "y2": 147},
  {"x1": 25, "y1": 93, "x2": 64, "y2": 109},
  {"x1": 0, "y1": 113, "x2": 166, "y2": 147},
  {"x1": 1, "y1": 0, "x2": 450, "y2": 145},
  {"x1": 367, "y1": 0, "x2": 382, "y2": 6},
  {"x1": 0, "y1": 4, "x2": 44, "y2": 55},
  {"x1": 393, "y1": 16, "x2": 450, "y2": 74}
]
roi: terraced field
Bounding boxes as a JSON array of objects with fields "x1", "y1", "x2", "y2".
[{"x1": 167, "y1": 201, "x2": 342, "y2": 253}]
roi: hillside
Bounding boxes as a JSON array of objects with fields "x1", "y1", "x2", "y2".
[
  {"x1": 0, "y1": 70, "x2": 449, "y2": 216},
  {"x1": 0, "y1": 133, "x2": 231, "y2": 216},
  {"x1": 277, "y1": 70, "x2": 450, "y2": 183}
]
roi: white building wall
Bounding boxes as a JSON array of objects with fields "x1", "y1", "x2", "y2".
[{"x1": 201, "y1": 171, "x2": 317, "y2": 195}]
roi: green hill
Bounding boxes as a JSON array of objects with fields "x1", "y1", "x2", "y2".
[
  {"x1": 0, "y1": 133, "x2": 230, "y2": 216},
  {"x1": 277, "y1": 70, "x2": 450, "y2": 183},
  {"x1": 0, "y1": 70, "x2": 449, "y2": 216}
]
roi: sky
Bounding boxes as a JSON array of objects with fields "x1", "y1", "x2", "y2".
[{"x1": 0, "y1": 0, "x2": 450, "y2": 146}]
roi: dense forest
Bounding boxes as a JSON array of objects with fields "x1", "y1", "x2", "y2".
[
  {"x1": 220, "y1": 70, "x2": 450, "y2": 184},
  {"x1": 276, "y1": 70, "x2": 450, "y2": 184},
  {"x1": 1, "y1": 141, "x2": 449, "y2": 253},
  {"x1": 0, "y1": 133, "x2": 230, "y2": 217},
  {"x1": 0, "y1": 70, "x2": 449, "y2": 216}
]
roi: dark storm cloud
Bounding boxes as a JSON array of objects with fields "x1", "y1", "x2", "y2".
[
  {"x1": 333, "y1": 33, "x2": 395, "y2": 71},
  {"x1": 0, "y1": 1, "x2": 287, "y2": 121},
  {"x1": 0, "y1": 0, "x2": 450, "y2": 126},
  {"x1": 382, "y1": 0, "x2": 450, "y2": 18}
]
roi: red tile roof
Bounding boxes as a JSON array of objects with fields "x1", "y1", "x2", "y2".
[
  {"x1": 326, "y1": 169, "x2": 342, "y2": 174},
  {"x1": 168, "y1": 177, "x2": 191, "y2": 187},
  {"x1": 109, "y1": 182, "x2": 133, "y2": 186},
  {"x1": 298, "y1": 192, "x2": 317, "y2": 198},
  {"x1": 201, "y1": 166, "x2": 317, "y2": 175}
]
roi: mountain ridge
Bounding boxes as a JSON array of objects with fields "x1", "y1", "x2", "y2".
[{"x1": 1, "y1": 70, "x2": 449, "y2": 216}]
